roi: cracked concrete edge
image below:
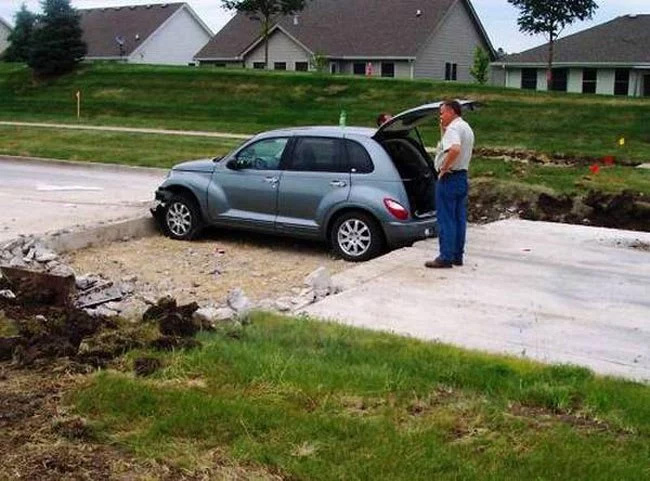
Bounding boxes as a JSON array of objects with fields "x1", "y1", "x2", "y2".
[
  {"x1": 0, "y1": 155, "x2": 168, "y2": 176},
  {"x1": 40, "y1": 212, "x2": 160, "y2": 254}
]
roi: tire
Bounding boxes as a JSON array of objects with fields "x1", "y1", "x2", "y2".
[
  {"x1": 330, "y1": 211, "x2": 385, "y2": 262},
  {"x1": 163, "y1": 194, "x2": 202, "y2": 240}
]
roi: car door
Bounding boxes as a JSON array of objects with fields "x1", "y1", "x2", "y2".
[
  {"x1": 208, "y1": 137, "x2": 289, "y2": 231},
  {"x1": 276, "y1": 136, "x2": 351, "y2": 237}
]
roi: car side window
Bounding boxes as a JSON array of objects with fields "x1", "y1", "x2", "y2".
[
  {"x1": 235, "y1": 138, "x2": 289, "y2": 170},
  {"x1": 287, "y1": 137, "x2": 347, "y2": 173},
  {"x1": 345, "y1": 139, "x2": 374, "y2": 174}
]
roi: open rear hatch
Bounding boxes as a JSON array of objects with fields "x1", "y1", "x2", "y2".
[{"x1": 372, "y1": 101, "x2": 477, "y2": 217}]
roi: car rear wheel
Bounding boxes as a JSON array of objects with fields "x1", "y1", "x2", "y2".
[
  {"x1": 164, "y1": 194, "x2": 202, "y2": 240},
  {"x1": 331, "y1": 211, "x2": 384, "y2": 262}
]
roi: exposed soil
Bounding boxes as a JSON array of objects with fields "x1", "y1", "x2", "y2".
[
  {"x1": 476, "y1": 147, "x2": 642, "y2": 167},
  {"x1": 0, "y1": 364, "x2": 283, "y2": 481},
  {"x1": 63, "y1": 229, "x2": 348, "y2": 306},
  {"x1": 0, "y1": 278, "x2": 283, "y2": 480},
  {"x1": 469, "y1": 179, "x2": 650, "y2": 232}
]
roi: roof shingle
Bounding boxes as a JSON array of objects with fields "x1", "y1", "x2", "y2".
[
  {"x1": 502, "y1": 15, "x2": 650, "y2": 65},
  {"x1": 196, "y1": 0, "x2": 459, "y2": 60},
  {"x1": 80, "y1": 3, "x2": 184, "y2": 58}
]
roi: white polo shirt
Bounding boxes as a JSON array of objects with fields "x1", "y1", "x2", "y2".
[{"x1": 433, "y1": 117, "x2": 475, "y2": 172}]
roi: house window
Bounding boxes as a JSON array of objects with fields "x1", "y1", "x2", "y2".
[
  {"x1": 550, "y1": 68, "x2": 568, "y2": 91},
  {"x1": 295, "y1": 61, "x2": 308, "y2": 72},
  {"x1": 444, "y1": 62, "x2": 457, "y2": 81},
  {"x1": 582, "y1": 68, "x2": 597, "y2": 94},
  {"x1": 381, "y1": 62, "x2": 395, "y2": 78},
  {"x1": 274, "y1": 62, "x2": 287, "y2": 71},
  {"x1": 213, "y1": 63, "x2": 226, "y2": 68},
  {"x1": 521, "y1": 68, "x2": 537, "y2": 89},
  {"x1": 253, "y1": 62, "x2": 265, "y2": 69},
  {"x1": 353, "y1": 63, "x2": 366, "y2": 75},
  {"x1": 614, "y1": 69, "x2": 630, "y2": 96}
]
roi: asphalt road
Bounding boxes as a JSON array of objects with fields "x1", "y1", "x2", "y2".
[
  {"x1": 305, "y1": 220, "x2": 650, "y2": 382},
  {"x1": 0, "y1": 156, "x2": 166, "y2": 243}
]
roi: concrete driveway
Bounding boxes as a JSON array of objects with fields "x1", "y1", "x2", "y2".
[
  {"x1": 0, "y1": 156, "x2": 165, "y2": 243},
  {"x1": 305, "y1": 220, "x2": 650, "y2": 382}
]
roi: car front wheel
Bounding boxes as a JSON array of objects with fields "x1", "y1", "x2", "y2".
[
  {"x1": 163, "y1": 194, "x2": 202, "y2": 240},
  {"x1": 331, "y1": 211, "x2": 384, "y2": 262}
]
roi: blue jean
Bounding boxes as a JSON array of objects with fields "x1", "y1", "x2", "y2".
[{"x1": 435, "y1": 171, "x2": 468, "y2": 262}]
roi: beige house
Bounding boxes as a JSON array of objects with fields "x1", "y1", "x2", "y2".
[
  {"x1": 195, "y1": 0, "x2": 495, "y2": 82},
  {"x1": 0, "y1": 17, "x2": 11, "y2": 55},
  {"x1": 492, "y1": 14, "x2": 650, "y2": 97}
]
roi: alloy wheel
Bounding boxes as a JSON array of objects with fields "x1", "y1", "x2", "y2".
[
  {"x1": 166, "y1": 201, "x2": 193, "y2": 237},
  {"x1": 337, "y1": 219, "x2": 372, "y2": 258}
]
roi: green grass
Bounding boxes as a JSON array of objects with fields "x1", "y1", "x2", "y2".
[
  {"x1": 0, "y1": 125, "x2": 241, "y2": 167},
  {"x1": 72, "y1": 313, "x2": 650, "y2": 480},
  {"x1": 1, "y1": 62, "x2": 650, "y2": 161},
  {"x1": 472, "y1": 157, "x2": 650, "y2": 195}
]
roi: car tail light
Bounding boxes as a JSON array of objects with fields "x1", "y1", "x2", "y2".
[{"x1": 384, "y1": 198, "x2": 409, "y2": 220}]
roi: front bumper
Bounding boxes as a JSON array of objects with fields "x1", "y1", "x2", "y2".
[
  {"x1": 150, "y1": 188, "x2": 172, "y2": 223},
  {"x1": 383, "y1": 215, "x2": 438, "y2": 248}
]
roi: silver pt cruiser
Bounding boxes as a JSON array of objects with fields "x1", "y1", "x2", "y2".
[{"x1": 153, "y1": 102, "x2": 474, "y2": 262}]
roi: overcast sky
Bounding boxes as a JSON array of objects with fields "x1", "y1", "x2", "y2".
[{"x1": 1, "y1": 0, "x2": 648, "y2": 53}]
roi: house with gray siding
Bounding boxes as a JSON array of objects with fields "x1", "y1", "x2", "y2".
[
  {"x1": 492, "y1": 14, "x2": 650, "y2": 97},
  {"x1": 0, "y1": 17, "x2": 11, "y2": 55},
  {"x1": 79, "y1": 3, "x2": 213, "y2": 65},
  {"x1": 195, "y1": 0, "x2": 495, "y2": 81}
]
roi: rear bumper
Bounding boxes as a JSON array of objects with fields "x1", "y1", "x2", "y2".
[{"x1": 383, "y1": 215, "x2": 438, "y2": 248}]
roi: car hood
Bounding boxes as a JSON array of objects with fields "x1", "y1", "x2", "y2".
[
  {"x1": 373, "y1": 100, "x2": 478, "y2": 138},
  {"x1": 172, "y1": 158, "x2": 216, "y2": 172}
]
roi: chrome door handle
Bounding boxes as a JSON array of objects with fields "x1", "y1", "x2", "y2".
[
  {"x1": 264, "y1": 176, "x2": 279, "y2": 184},
  {"x1": 329, "y1": 180, "x2": 347, "y2": 188}
]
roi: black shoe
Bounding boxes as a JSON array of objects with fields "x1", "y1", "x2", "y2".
[
  {"x1": 425, "y1": 257, "x2": 453, "y2": 268},
  {"x1": 452, "y1": 258, "x2": 463, "y2": 266}
]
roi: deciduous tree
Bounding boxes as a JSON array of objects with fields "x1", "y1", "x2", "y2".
[
  {"x1": 28, "y1": 0, "x2": 87, "y2": 77},
  {"x1": 222, "y1": 0, "x2": 310, "y2": 69},
  {"x1": 469, "y1": 46, "x2": 490, "y2": 84},
  {"x1": 507, "y1": 0, "x2": 598, "y2": 86}
]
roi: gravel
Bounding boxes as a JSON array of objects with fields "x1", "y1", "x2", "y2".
[{"x1": 62, "y1": 231, "x2": 349, "y2": 306}]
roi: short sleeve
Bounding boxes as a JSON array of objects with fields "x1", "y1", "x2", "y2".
[{"x1": 442, "y1": 125, "x2": 461, "y2": 151}]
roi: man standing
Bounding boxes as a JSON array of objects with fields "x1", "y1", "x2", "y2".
[{"x1": 426, "y1": 100, "x2": 474, "y2": 268}]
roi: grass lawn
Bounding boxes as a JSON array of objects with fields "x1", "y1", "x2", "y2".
[
  {"x1": 1, "y1": 62, "x2": 649, "y2": 162},
  {"x1": 72, "y1": 313, "x2": 650, "y2": 480},
  {"x1": 0, "y1": 125, "x2": 241, "y2": 168}
]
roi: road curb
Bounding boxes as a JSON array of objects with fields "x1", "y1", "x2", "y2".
[
  {"x1": 42, "y1": 213, "x2": 160, "y2": 253},
  {"x1": 0, "y1": 155, "x2": 169, "y2": 176}
]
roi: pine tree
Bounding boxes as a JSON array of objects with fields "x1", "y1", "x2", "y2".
[
  {"x1": 28, "y1": 0, "x2": 87, "y2": 77},
  {"x1": 3, "y1": 4, "x2": 36, "y2": 63}
]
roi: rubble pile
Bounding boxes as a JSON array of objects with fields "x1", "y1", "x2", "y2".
[{"x1": 1, "y1": 235, "x2": 345, "y2": 370}]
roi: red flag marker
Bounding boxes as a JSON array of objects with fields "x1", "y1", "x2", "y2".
[
  {"x1": 589, "y1": 164, "x2": 600, "y2": 174},
  {"x1": 602, "y1": 155, "x2": 615, "y2": 165}
]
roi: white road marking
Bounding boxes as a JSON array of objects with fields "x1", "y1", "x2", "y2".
[{"x1": 36, "y1": 184, "x2": 104, "y2": 192}]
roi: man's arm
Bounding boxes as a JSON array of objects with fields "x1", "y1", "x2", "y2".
[{"x1": 439, "y1": 145, "x2": 461, "y2": 177}]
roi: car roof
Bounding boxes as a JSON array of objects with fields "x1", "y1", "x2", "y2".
[{"x1": 255, "y1": 126, "x2": 377, "y2": 139}]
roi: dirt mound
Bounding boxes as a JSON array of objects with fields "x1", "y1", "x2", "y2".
[
  {"x1": 0, "y1": 275, "x2": 204, "y2": 368},
  {"x1": 470, "y1": 179, "x2": 650, "y2": 232},
  {"x1": 476, "y1": 147, "x2": 641, "y2": 167}
]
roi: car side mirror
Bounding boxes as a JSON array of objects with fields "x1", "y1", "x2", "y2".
[{"x1": 226, "y1": 158, "x2": 241, "y2": 170}]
